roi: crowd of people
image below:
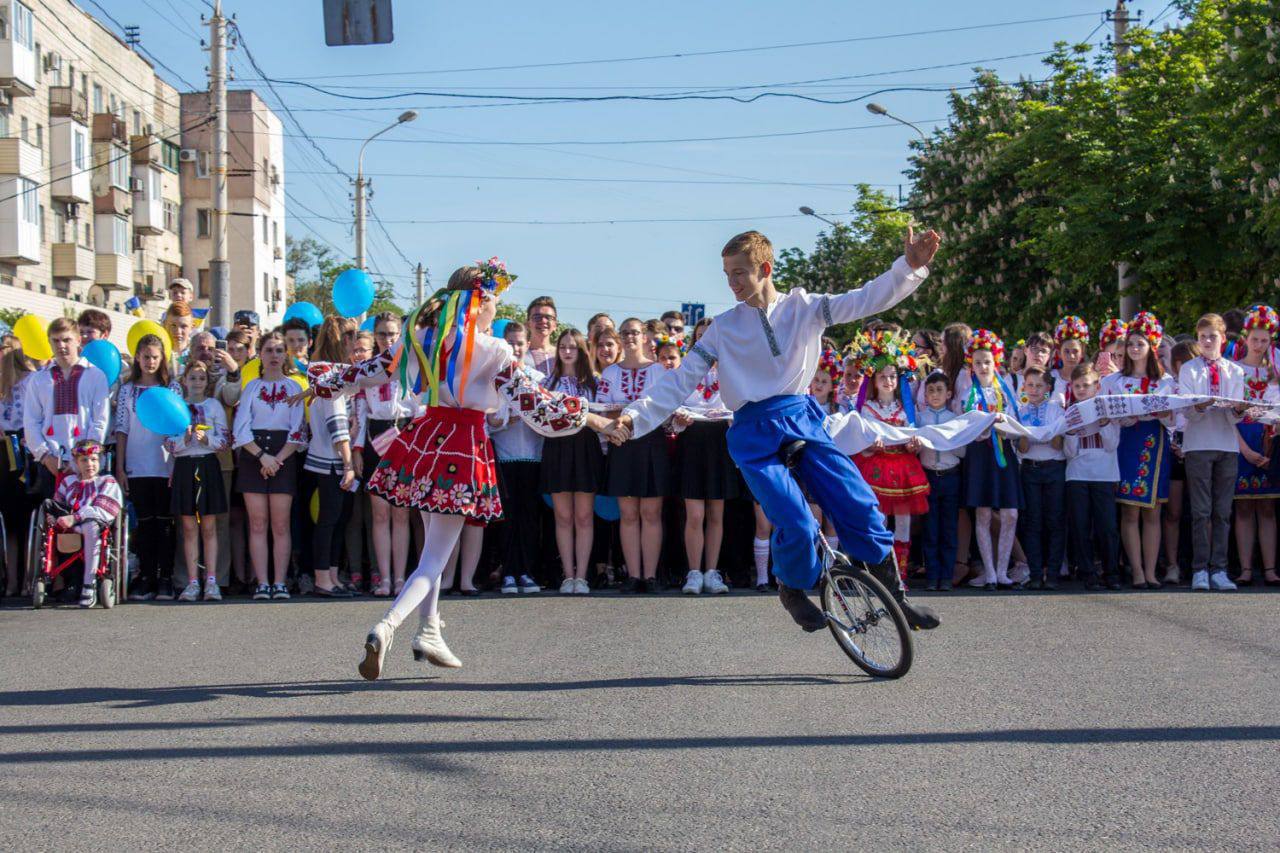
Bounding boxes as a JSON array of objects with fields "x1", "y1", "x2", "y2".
[{"x1": 1, "y1": 249, "x2": 1278, "y2": 614}]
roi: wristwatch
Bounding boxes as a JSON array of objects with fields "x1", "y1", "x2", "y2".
[{"x1": 255, "y1": 448, "x2": 266, "y2": 460}]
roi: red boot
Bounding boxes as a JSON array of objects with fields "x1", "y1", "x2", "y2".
[{"x1": 893, "y1": 541, "x2": 911, "y2": 585}]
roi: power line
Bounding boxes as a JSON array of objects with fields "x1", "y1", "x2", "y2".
[
  {"x1": 288, "y1": 170, "x2": 892, "y2": 189},
  {"x1": 288, "y1": 213, "x2": 839, "y2": 226},
  {"x1": 251, "y1": 12, "x2": 1099, "y2": 80},
  {"x1": 136, "y1": 0, "x2": 202, "y2": 41},
  {"x1": 365, "y1": 199, "x2": 415, "y2": 270}
]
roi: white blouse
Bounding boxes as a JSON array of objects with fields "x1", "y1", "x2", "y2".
[
  {"x1": 165, "y1": 398, "x2": 230, "y2": 458},
  {"x1": 232, "y1": 377, "x2": 307, "y2": 449},
  {"x1": 598, "y1": 363, "x2": 665, "y2": 409},
  {"x1": 115, "y1": 382, "x2": 181, "y2": 478},
  {"x1": 623, "y1": 256, "x2": 927, "y2": 437},
  {"x1": 303, "y1": 395, "x2": 351, "y2": 474}
]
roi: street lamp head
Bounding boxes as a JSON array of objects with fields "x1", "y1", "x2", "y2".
[
  {"x1": 397, "y1": 110, "x2": 419, "y2": 124},
  {"x1": 866, "y1": 102, "x2": 888, "y2": 116},
  {"x1": 799, "y1": 206, "x2": 816, "y2": 216}
]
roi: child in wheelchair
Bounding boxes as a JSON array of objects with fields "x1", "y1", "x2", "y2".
[{"x1": 46, "y1": 439, "x2": 123, "y2": 608}]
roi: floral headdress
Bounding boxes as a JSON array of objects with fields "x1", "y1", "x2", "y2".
[
  {"x1": 71, "y1": 439, "x2": 104, "y2": 458},
  {"x1": 1128, "y1": 311, "x2": 1163, "y2": 349},
  {"x1": 1243, "y1": 304, "x2": 1279, "y2": 336},
  {"x1": 1053, "y1": 315, "x2": 1090, "y2": 345},
  {"x1": 399, "y1": 257, "x2": 516, "y2": 407},
  {"x1": 847, "y1": 329, "x2": 919, "y2": 377},
  {"x1": 652, "y1": 331, "x2": 687, "y2": 355},
  {"x1": 816, "y1": 347, "x2": 845, "y2": 383},
  {"x1": 966, "y1": 328, "x2": 1005, "y2": 368},
  {"x1": 1099, "y1": 319, "x2": 1128, "y2": 350}
]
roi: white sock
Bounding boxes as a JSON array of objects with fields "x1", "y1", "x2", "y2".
[{"x1": 753, "y1": 537, "x2": 770, "y2": 585}]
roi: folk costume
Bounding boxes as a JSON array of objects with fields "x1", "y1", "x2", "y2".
[
  {"x1": 1235, "y1": 304, "x2": 1280, "y2": 499},
  {"x1": 1100, "y1": 312, "x2": 1173, "y2": 509}
]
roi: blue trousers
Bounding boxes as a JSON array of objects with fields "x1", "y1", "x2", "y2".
[
  {"x1": 921, "y1": 467, "x2": 961, "y2": 584},
  {"x1": 727, "y1": 395, "x2": 892, "y2": 589}
]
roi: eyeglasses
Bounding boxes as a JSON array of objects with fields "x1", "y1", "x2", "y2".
[
  {"x1": 529, "y1": 312, "x2": 557, "y2": 322},
  {"x1": 620, "y1": 329, "x2": 643, "y2": 337},
  {"x1": 668, "y1": 325, "x2": 685, "y2": 333}
]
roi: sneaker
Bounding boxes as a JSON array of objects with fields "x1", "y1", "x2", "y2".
[
  {"x1": 203, "y1": 578, "x2": 222, "y2": 601},
  {"x1": 271, "y1": 583, "x2": 290, "y2": 600},
  {"x1": 1163, "y1": 565, "x2": 1181, "y2": 586},
  {"x1": 500, "y1": 576, "x2": 518, "y2": 594},
  {"x1": 129, "y1": 579, "x2": 156, "y2": 601},
  {"x1": 178, "y1": 579, "x2": 202, "y2": 602},
  {"x1": 573, "y1": 578, "x2": 590, "y2": 595},
  {"x1": 1191, "y1": 570, "x2": 1210, "y2": 591},
  {"x1": 252, "y1": 583, "x2": 272, "y2": 600},
  {"x1": 559, "y1": 577, "x2": 576, "y2": 595},
  {"x1": 78, "y1": 584, "x2": 97, "y2": 609},
  {"x1": 642, "y1": 577, "x2": 658, "y2": 594},
  {"x1": 682, "y1": 569, "x2": 704, "y2": 595},
  {"x1": 703, "y1": 569, "x2": 729, "y2": 594},
  {"x1": 518, "y1": 575, "x2": 541, "y2": 594},
  {"x1": 1209, "y1": 571, "x2": 1237, "y2": 591},
  {"x1": 155, "y1": 580, "x2": 176, "y2": 601}
]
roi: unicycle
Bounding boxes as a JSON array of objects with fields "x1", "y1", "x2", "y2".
[{"x1": 783, "y1": 441, "x2": 914, "y2": 679}]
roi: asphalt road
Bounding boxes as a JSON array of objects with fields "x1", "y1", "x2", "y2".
[{"x1": 1, "y1": 588, "x2": 1278, "y2": 851}]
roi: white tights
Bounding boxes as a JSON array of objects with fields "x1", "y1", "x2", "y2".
[
  {"x1": 974, "y1": 507, "x2": 1018, "y2": 582},
  {"x1": 383, "y1": 512, "x2": 465, "y2": 630},
  {"x1": 892, "y1": 513, "x2": 911, "y2": 543}
]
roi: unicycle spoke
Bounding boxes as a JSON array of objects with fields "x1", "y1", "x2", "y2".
[{"x1": 821, "y1": 565, "x2": 913, "y2": 679}]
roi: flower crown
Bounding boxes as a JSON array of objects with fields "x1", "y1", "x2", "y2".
[
  {"x1": 847, "y1": 329, "x2": 919, "y2": 377},
  {"x1": 816, "y1": 347, "x2": 845, "y2": 383},
  {"x1": 966, "y1": 328, "x2": 1005, "y2": 367},
  {"x1": 473, "y1": 257, "x2": 516, "y2": 295},
  {"x1": 652, "y1": 331, "x2": 687, "y2": 354},
  {"x1": 72, "y1": 439, "x2": 103, "y2": 458},
  {"x1": 1128, "y1": 311, "x2": 1163, "y2": 349},
  {"x1": 1054, "y1": 315, "x2": 1090, "y2": 345},
  {"x1": 1243, "y1": 303, "x2": 1279, "y2": 335},
  {"x1": 1099, "y1": 318, "x2": 1129, "y2": 350}
]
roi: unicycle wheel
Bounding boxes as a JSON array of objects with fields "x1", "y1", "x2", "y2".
[{"x1": 820, "y1": 565, "x2": 913, "y2": 679}]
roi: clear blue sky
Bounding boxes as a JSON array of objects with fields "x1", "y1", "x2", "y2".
[{"x1": 100, "y1": 0, "x2": 1178, "y2": 328}]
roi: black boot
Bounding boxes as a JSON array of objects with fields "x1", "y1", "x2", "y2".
[
  {"x1": 778, "y1": 585, "x2": 826, "y2": 632},
  {"x1": 869, "y1": 555, "x2": 940, "y2": 630}
]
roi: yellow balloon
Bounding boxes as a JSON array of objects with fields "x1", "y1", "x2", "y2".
[
  {"x1": 127, "y1": 319, "x2": 172, "y2": 358},
  {"x1": 13, "y1": 314, "x2": 52, "y2": 361},
  {"x1": 310, "y1": 488, "x2": 320, "y2": 525}
]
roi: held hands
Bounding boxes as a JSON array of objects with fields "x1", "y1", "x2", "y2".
[
  {"x1": 55, "y1": 514, "x2": 76, "y2": 531},
  {"x1": 673, "y1": 411, "x2": 694, "y2": 429},
  {"x1": 285, "y1": 388, "x2": 313, "y2": 407},
  {"x1": 1245, "y1": 449, "x2": 1270, "y2": 468},
  {"x1": 42, "y1": 455, "x2": 60, "y2": 476},
  {"x1": 905, "y1": 436, "x2": 923, "y2": 453},
  {"x1": 605, "y1": 415, "x2": 634, "y2": 446},
  {"x1": 352, "y1": 450, "x2": 364, "y2": 479},
  {"x1": 1194, "y1": 401, "x2": 1213, "y2": 412},
  {"x1": 904, "y1": 225, "x2": 943, "y2": 269},
  {"x1": 340, "y1": 468, "x2": 356, "y2": 491}
]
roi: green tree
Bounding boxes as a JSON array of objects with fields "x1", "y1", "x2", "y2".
[{"x1": 285, "y1": 234, "x2": 407, "y2": 318}]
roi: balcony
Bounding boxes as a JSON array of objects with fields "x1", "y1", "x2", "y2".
[
  {"x1": 91, "y1": 113, "x2": 127, "y2": 144},
  {"x1": 131, "y1": 164, "x2": 163, "y2": 235},
  {"x1": 0, "y1": 136, "x2": 41, "y2": 179},
  {"x1": 95, "y1": 252, "x2": 133, "y2": 290},
  {"x1": 130, "y1": 133, "x2": 160, "y2": 166},
  {"x1": 94, "y1": 186, "x2": 131, "y2": 217},
  {"x1": 49, "y1": 86, "x2": 88, "y2": 123},
  {"x1": 0, "y1": 176, "x2": 39, "y2": 263},
  {"x1": 0, "y1": 2, "x2": 35, "y2": 97},
  {"x1": 51, "y1": 242, "x2": 93, "y2": 281},
  {"x1": 50, "y1": 118, "x2": 91, "y2": 202}
]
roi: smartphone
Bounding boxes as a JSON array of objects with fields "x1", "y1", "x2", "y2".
[{"x1": 215, "y1": 339, "x2": 227, "y2": 351}]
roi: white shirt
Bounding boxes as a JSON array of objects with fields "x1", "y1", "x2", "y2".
[
  {"x1": 679, "y1": 367, "x2": 729, "y2": 414},
  {"x1": 165, "y1": 398, "x2": 230, "y2": 458},
  {"x1": 23, "y1": 358, "x2": 111, "y2": 463},
  {"x1": 1064, "y1": 422, "x2": 1121, "y2": 482},
  {"x1": 488, "y1": 366, "x2": 549, "y2": 463},
  {"x1": 303, "y1": 395, "x2": 351, "y2": 474},
  {"x1": 1177, "y1": 356, "x2": 1244, "y2": 453},
  {"x1": 115, "y1": 382, "x2": 180, "y2": 478},
  {"x1": 1015, "y1": 399, "x2": 1067, "y2": 461},
  {"x1": 623, "y1": 256, "x2": 928, "y2": 437},
  {"x1": 232, "y1": 377, "x2": 307, "y2": 449},
  {"x1": 362, "y1": 376, "x2": 420, "y2": 422},
  {"x1": 916, "y1": 406, "x2": 966, "y2": 470}
]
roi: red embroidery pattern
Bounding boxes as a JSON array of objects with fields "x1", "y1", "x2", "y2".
[
  {"x1": 51, "y1": 364, "x2": 84, "y2": 416},
  {"x1": 257, "y1": 382, "x2": 289, "y2": 407}
]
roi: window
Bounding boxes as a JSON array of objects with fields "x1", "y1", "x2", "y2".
[
  {"x1": 272, "y1": 276, "x2": 279, "y2": 299},
  {"x1": 80, "y1": 73, "x2": 87, "y2": 98},
  {"x1": 92, "y1": 84, "x2": 103, "y2": 114},
  {"x1": 198, "y1": 268, "x2": 209, "y2": 299},
  {"x1": 162, "y1": 141, "x2": 180, "y2": 172},
  {"x1": 162, "y1": 200, "x2": 177, "y2": 232},
  {"x1": 148, "y1": 167, "x2": 161, "y2": 199},
  {"x1": 112, "y1": 216, "x2": 129, "y2": 254},
  {"x1": 54, "y1": 208, "x2": 65, "y2": 243},
  {"x1": 109, "y1": 151, "x2": 128, "y2": 189},
  {"x1": 108, "y1": 94, "x2": 116, "y2": 115},
  {"x1": 196, "y1": 151, "x2": 210, "y2": 178},
  {"x1": 0, "y1": 106, "x2": 8, "y2": 138},
  {"x1": 13, "y1": 3, "x2": 33, "y2": 50},
  {"x1": 19, "y1": 179, "x2": 38, "y2": 225},
  {"x1": 73, "y1": 127, "x2": 86, "y2": 171},
  {"x1": 19, "y1": 116, "x2": 27, "y2": 143},
  {"x1": 83, "y1": 221, "x2": 91, "y2": 248},
  {"x1": 35, "y1": 123, "x2": 41, "y2": 159},
  {"x1": 262, "y1": 215, "x2": 268, "y2": 244},
  {"x1": 37, "y1": 204, "x2": 44, "y2": 242},
  {"x1": 272, "y1": 220, "x2": 278, "y2": 247},
  {"x1": 196, "y1": 208, "x2": 211, "y2": 238},
  {"x1": 132, "y1": 110, "x2": 141, "y2": 137},
  {"x1": 33, "y1": 42, "x2": 40, "y2": 81}
]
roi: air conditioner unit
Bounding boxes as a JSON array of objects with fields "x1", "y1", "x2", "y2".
[
  {"x1": 43, "y1": 51, "x2": 62, "y2": 73},
  {"x1": 133, "y1": 233, "x2": 145, "y2": 251},
  {"x1": 273, "y1": 246, "x2": 282, "y2": 259},
  {"x1": 129, "y1": 177, "x2": 144, "y2": 192},
  {"x1": 179, "y1": 149, "x2": 198, "y2": 162}
]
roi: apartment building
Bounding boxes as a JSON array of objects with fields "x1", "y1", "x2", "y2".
[
  {"x1": 0, "y1": 0, "x2": 188, "y2": 334},
  {"x1": 179, "y1": 88, "x2": 287, "y2": 329}
]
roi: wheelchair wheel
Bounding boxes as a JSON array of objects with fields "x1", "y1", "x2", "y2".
[
  {"x1": 26, "y1": 510, "x2": 44, "y2": 608},
  {"x1": 99, "y1": 576, "x2": 115, "y2": 609},
  {"x1": 114, "y1": 513, "x2": 129, "y2": 602}
]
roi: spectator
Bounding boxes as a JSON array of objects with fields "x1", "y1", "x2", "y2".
[
  {"x1": 0, "y1": 347, "x2": 36, "y2": 595},
  {"x1": 591, "y1": 326, "x2": 622, "y2": 373},
  {"x1": 282, "y1": 317, "x2": 312, "y2": 371},
  {"x1": 233, "y1": 310, "x2": 261, "y2": 353},
  {"x1": 168, "y1": 278, "x2": 194, "y2": 306},
  {"x1": 77, "y1": 309, "x2": 112, "y2": 346},
  {"x1": 587, "y1": 312, "x2": 614, "y2": 340},
  {"x1": 164, "y1": 302, "x2": 195, "y2": 377},
  {"x1": 525, "y1": 296, "x2": 558, "y2": 374},
  {"x1": 660, "y1": 310, "x2": 685, "y2": 336}
]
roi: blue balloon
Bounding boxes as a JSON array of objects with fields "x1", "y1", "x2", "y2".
[
  {"x1": 283, "y1": 301, "x2": 324, "y2": 328},
  {"x1": 332, "y1": 269, "x2": 375, "y2": 318},
  {"x1": 135, "y1": 387, "x2": 191, "y2": 437},
  {"x1": 360, "y1": 316, "x2": 377, "y2": 332},
  {"x1": 594, "y1": 495, "x2": 620, "y2": 522},
  {"x1": 82, "y1": 339, "x2": 121, "y2": 386},
  {"x1": 491, "y1": 318, "x2": 509, "y2": 339}
]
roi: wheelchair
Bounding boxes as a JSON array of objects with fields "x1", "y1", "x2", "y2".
[{"x1": 24, "y1": 500, "x2": 128, "y2": 609}]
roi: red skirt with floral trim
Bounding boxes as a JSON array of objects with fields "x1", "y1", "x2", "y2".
[
  {"x1": 853, "y1": 448, "x2": 930, "y2": 516},
  {"x1": 367, "y1": 406, "x2": 502, "y2": 520}
]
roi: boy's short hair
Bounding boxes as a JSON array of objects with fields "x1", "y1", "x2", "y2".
[
  {"x1": 1222, "y1": 308, "x2": 1246, "y2": 335},
  {"x1": 1070, "y1": 362, "x2": 1099, "y2": 382},
  {"x1": 1196, "y1": 313, "x2": 1226, "y2": 334},
  {"x1": 165, "y1": 301, "x2": 192, "y2": 320},
  {"x1": 47, "y1": 317, "x2": 78, "y2": 338},
  {"x1": 502, "y1": 320, "x2": 526, "y2": 337},
  {"x1": 281, "y1": 317, "x2": 311, "y2": 338},
  {"x1": 923, "y1": 369, "x2": 951, "y2": 390},
  {"x1": 1022, "y1": 366, "x2": 1048, "y2": 382},
  {"x1": 721, "y1": 230, "x2": 774, "y2": 269},
  {"x1": 1024, "y1": 331, "x2": 1053, "y2": 350},
  {"x1": 225, "y1": 328, "x2": 251, "y2": 347},
  {"x1": 77, "y1": 309, "x2": 112, "y2": 336},
  {"x1": 526, "y1": 296, "x2": 557, "y2": 317}
]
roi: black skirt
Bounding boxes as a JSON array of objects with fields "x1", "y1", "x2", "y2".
[
  {"x1": 962, "y1": 436, "x2": 1022, "y2": 509},
  {"x1": 171, "y1": 454, "x2": 229, "y2": 516},
  {"x1": 604, "y1": 429, "x2": 671, "y2": 499},
  {"x1": 236, "y1": 429, "x2": 299, "y2": 495},
  {"x1": 676, "y1": 420, "x2": 743, "y2": 501},
  {"x1": 540, "y1": 429, "x2": 604, "y2": 494}
]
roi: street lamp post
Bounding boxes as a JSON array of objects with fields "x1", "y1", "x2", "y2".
[
  {"x1": 799, "y1": 206, "x2": 840, "y2": 228},
  {"x1": 866, "y1": 102, "x2": 928, "y2": 142},
  {"x1": 355, "y1": 110, "x2": 418, "y2": 272}
]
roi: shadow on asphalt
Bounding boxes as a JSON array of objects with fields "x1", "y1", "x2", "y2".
[
  {"x1": 2, "y1": 726, "x2": 1278, "y2": 766},
  {"x1": 0, "y1": 712, "x2": 542, "y2": 736},
  {"x1": 0, "y1": 674, "x2": 855, "y2": 709}
]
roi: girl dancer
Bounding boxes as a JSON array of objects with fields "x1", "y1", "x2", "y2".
[
  {"x1": 1101, "y1": 312, "x2": 1174, "y2": 588},
  {"x1": 306, "y1": 261, "x2": 611, "y2": 680},
  {"x1": 1233, "y1": 304, "x2": 1279, "y2": 586},
  {"x1": 958, "y1": 330, "x2": 1022, "y2": 590}
]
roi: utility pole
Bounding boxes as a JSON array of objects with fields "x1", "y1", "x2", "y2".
[
  {"x1": 354, "y1": 176, "x2": 366, "y2": 273},
  {"x1": 1110, "y1": 0, "x2": 1140, "y2": 319},
  {"x1": 415, "y1": 262, "x2": 425, "y2": 304},
  {"x1": 207, "y1": 1, "x2": 231, "y2": 329}
]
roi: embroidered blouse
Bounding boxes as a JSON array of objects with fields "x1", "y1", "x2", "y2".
[
  {"x1": 0, "y1": 374, "x2": 30, "y2": 432},
  {"x1": 232, "y1": 377, "x2": 307, "y2": 449},
  {"x1": 597, "y1": 363, "x2": 665, "y2": 408},
  {"x1": 302, "y1": 395, "x2": 351, "y2": 475},
  {"x1": 54, "y1": 473, "x2": 123, "y2": 526},
  {"x1": 165, "y1": 399, "x2": 231, "y2": 458},
  {"x1": 116, "y1": 382, "x2": 182, "y2": 478},
  {"x1": 23, "y1": 359, "x2": 111, "y2": 464}
]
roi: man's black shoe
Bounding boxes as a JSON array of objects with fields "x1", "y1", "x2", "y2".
[
  {"x1": 868, "y1": 556, "x2": 941, "y2": 630},
  {"x1": 778, "y1": 585, "x2": 826, "y2": 632}
]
